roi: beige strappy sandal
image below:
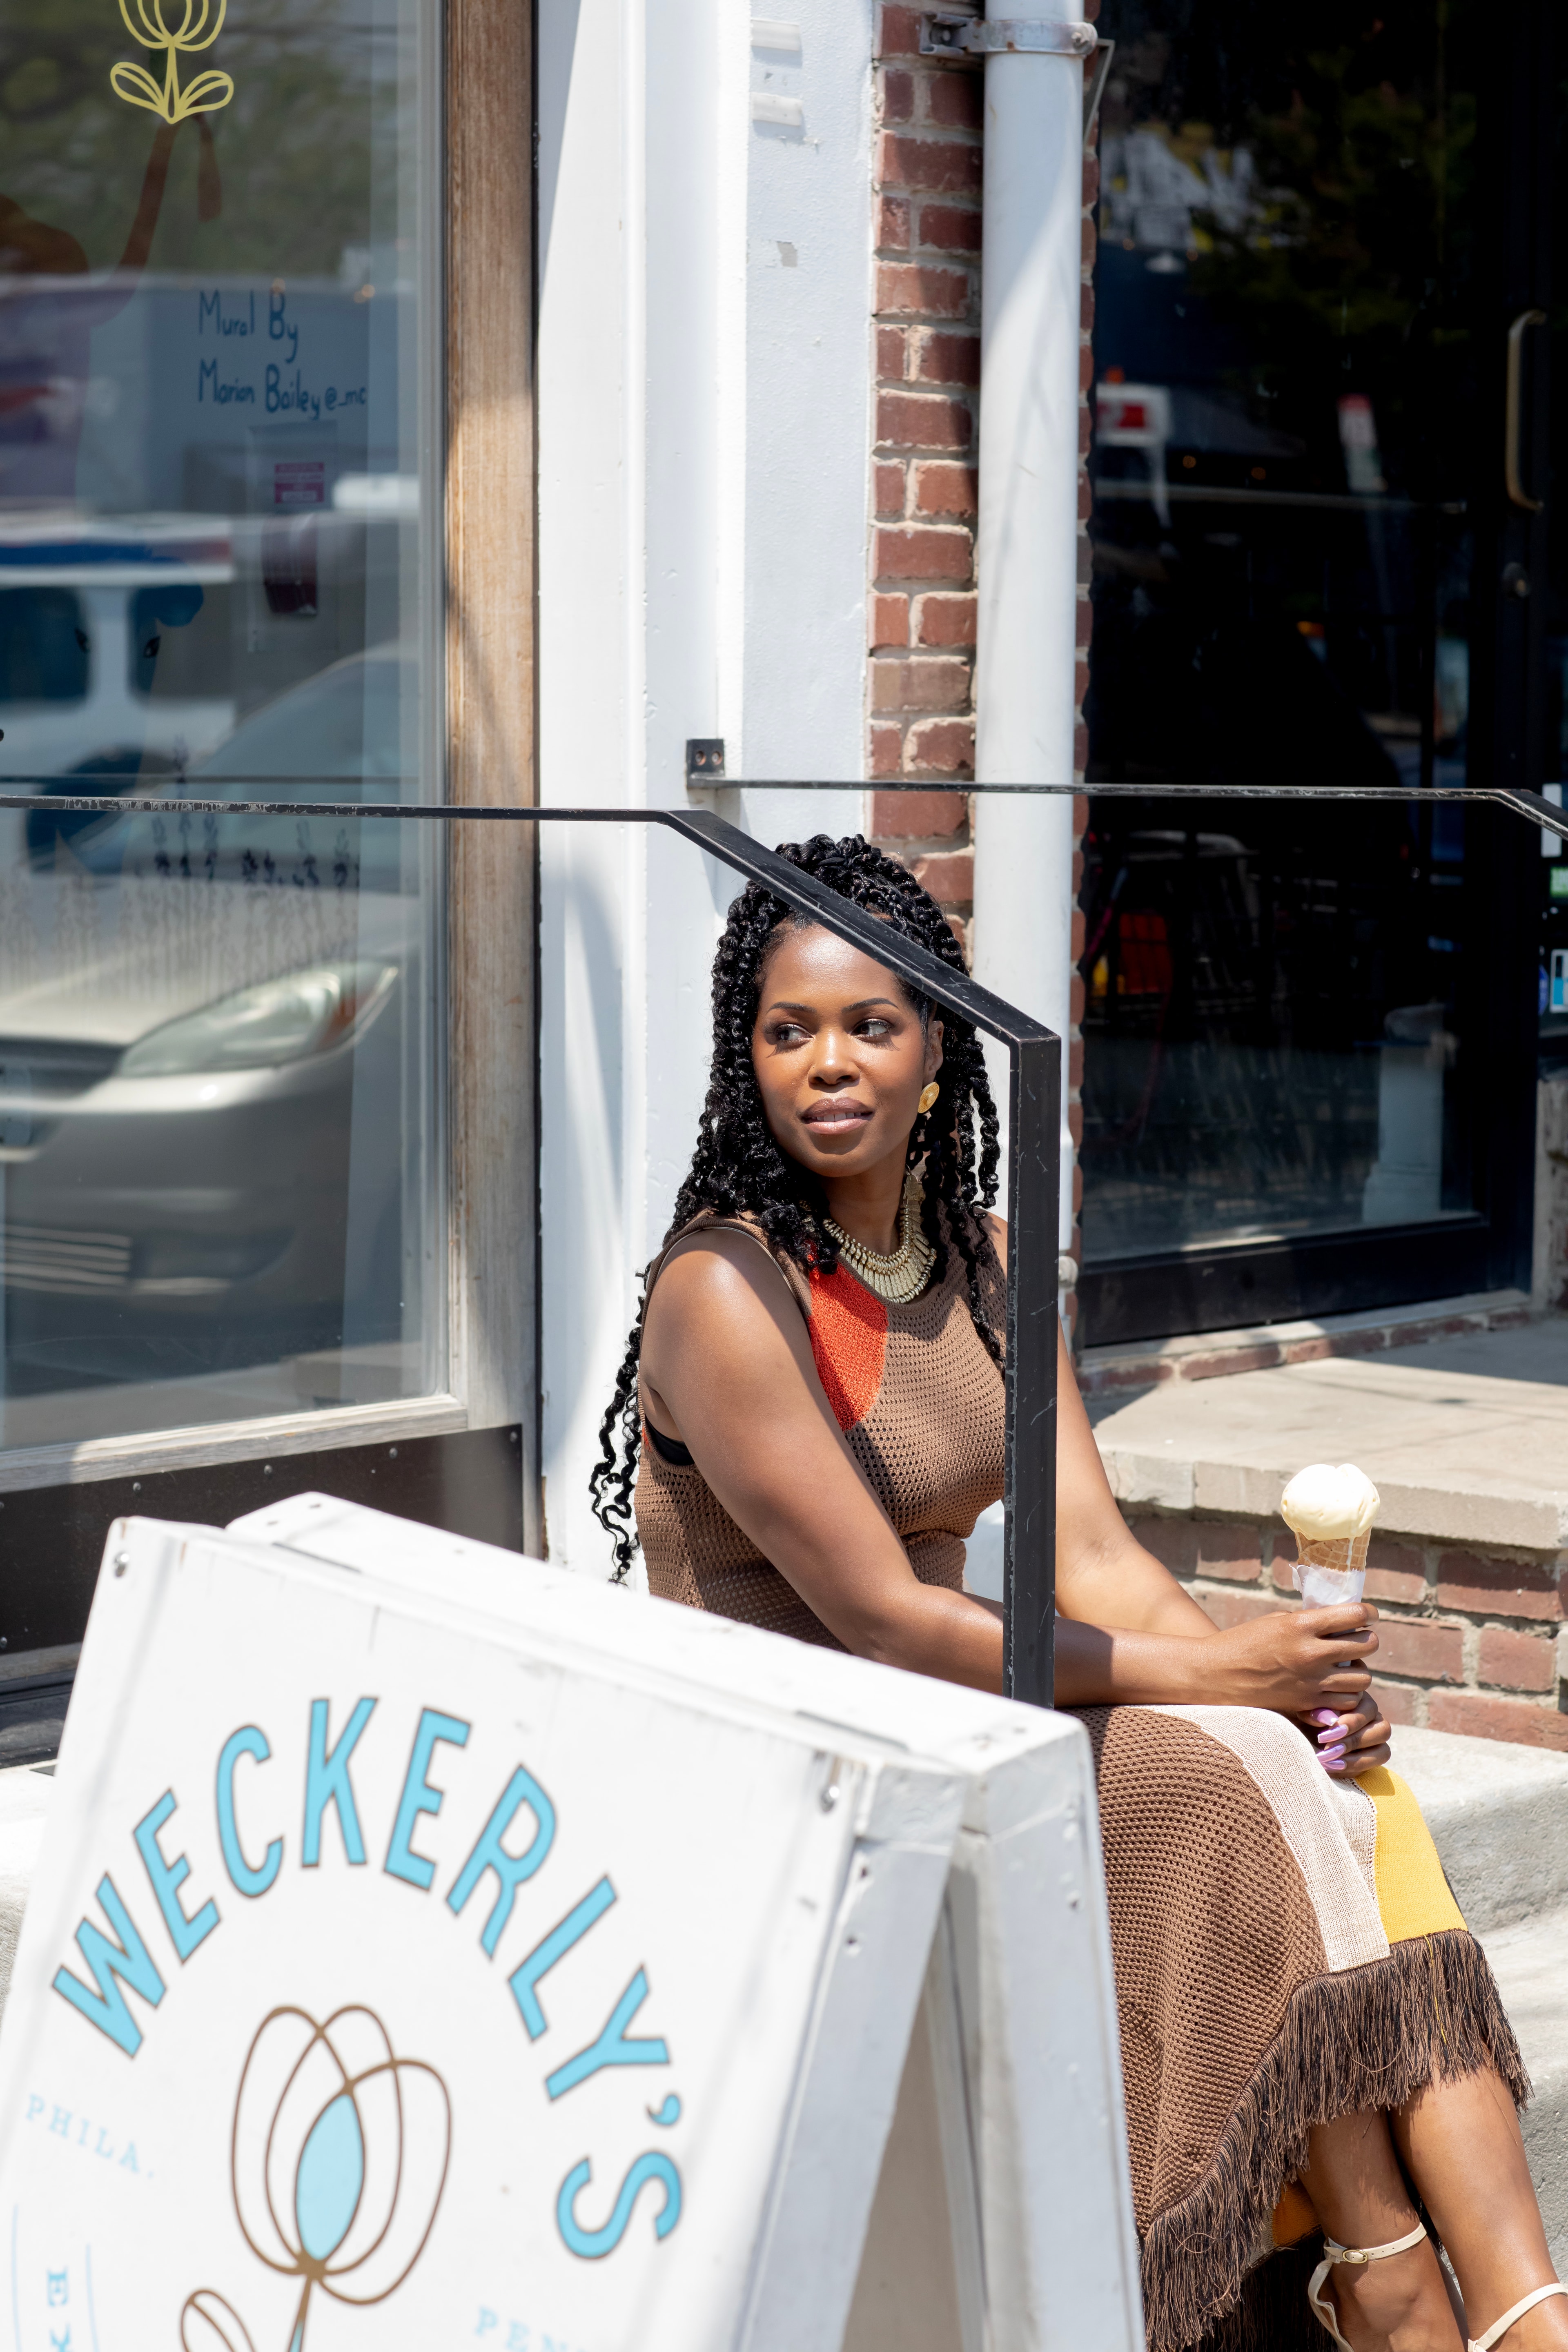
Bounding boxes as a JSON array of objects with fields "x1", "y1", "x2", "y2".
[
  {"x1": 1307, "y1": 2221, "x2": 1568, "y2": 2352},
  {"x1": 1307, "y1": 2220, "x2": 1430, "y2": 2348},
  {"x1": 1467, "y1": 2283, "x2": 1568, "y2": 2352}
]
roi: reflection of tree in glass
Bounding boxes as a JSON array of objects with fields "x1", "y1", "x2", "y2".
[
  {"x1": 0, "y1": 0, "x2": 381, "y2": 278},
  {"x1": 1098, "y1": 4, "x2": 1479, "y2": 488},
  {"x1": 1187, "y1": 48, "x2": 1476, "y2": 477}
]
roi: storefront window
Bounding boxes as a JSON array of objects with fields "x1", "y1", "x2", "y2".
[
  {"x1": 0, "y1": 0, "x2": 441, "y2": 1450},
  {"x1": 1079, "y1": 0, "x2": 1521, "y2": 1339}
]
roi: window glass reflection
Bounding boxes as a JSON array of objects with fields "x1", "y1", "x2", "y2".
[
  {"x1": 0, "y1": 0, "x2": 439, "y2": 1449},
  {"x1": 1082, "y1": 0, "x2": 1481, "y2": 1287}
]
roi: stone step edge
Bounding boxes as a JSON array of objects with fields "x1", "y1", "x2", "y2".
[
  {"x1": 1103, "y1": 1447, "x2": 1568, "y2": 1555},
  {"x1": 1479, "y1": 1903, "x2": 1568, "y2": 2260},
  {"x1": 1078, "y1": 1289, "x2": 1535, "y2": 1396},
  {"x1": 1364, "y1": 1728, "x2": 1568, "y2": 1932}
]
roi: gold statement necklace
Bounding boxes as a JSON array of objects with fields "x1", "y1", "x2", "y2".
[{"x1": 823, "y1": 1173, "x2": 935, "y2": 1305}]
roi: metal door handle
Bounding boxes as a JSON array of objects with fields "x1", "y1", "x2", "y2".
[{"x1": 1505, "y1": 307, "x2": 1546, "y2": 511}]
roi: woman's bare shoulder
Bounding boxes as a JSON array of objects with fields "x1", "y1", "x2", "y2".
[
  {"x1": 980, "y1": 1209, "x2": 1007, "y2": 1269},
  {"x1": 646, "y1": 1224, "x2": 805, "y2": 1341}
]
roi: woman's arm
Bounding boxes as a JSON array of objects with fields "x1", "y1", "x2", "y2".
[
  {"x1": 640, "y1": 1232, "x2": 1005, "y2": 1689},
  {"x1": 987, "y1": 1219, "x2": 1388, "y2": 1741},
  {"x1": 644, "y1": 1227, "x2": 1388, "y2": 1753},
  {"x1": 1054, "y1": 1321, "x2": 1389, "y2": 1754}
]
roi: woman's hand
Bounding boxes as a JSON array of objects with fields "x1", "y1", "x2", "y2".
[
  {"x1": 1192, "y1": 1602, "x2": 1380, "y2": 1716},
  {"x1": 1298, "y1": 1689, "x2": 1394, "y2": 1778}
]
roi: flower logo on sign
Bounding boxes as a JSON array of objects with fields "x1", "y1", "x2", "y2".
[
  {"x1": 109, "y1": 0, "x2": 235, "y2": 124},
  {"x1": 180, "y1": 2006, "x2": 451, "y2": 2352}
]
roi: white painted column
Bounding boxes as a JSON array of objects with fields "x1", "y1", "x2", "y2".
[
  {"x1": 536, "y1": 0, "x2": 874, "y2": 1575},
  {"x1": 969, "y1": 16, "x2": 1091, "y2": 1257},
  {"x1": 737, "y1": 2, "x2": 871, "y2": 855}
]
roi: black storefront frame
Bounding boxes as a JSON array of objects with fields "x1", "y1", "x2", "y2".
[{"x1": 1078, "y1": 0, "x2": 1559, "y2": 1348}]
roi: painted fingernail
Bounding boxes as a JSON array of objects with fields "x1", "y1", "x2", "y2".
[
  {"x1": 1319, "y1": 1751, "x2": 1346, "y2": 1773},
  {"x1": 1317, "y1": 1726, "x2": 1345, "y2": 1745},
  {"x1": 1310, "y1": 1710, "x2": 1338, "y2": 1727}
]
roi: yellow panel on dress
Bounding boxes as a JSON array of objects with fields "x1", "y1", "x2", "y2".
[
  {"x1": 1271, "y1": 1766, "x2": 1466, "y2": 2248},
  {"x1": 1359, "y1": 1766, "x2": 1467, "y2": 1941}
]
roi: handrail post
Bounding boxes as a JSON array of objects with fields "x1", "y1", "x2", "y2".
[{"x1": 1005, "y1": 1032, "x2": 1060, "y2": 1704}]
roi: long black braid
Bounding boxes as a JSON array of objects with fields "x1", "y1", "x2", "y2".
[{"x1": 590, "y1": 833, "x2": 1004, "y2": 1581}]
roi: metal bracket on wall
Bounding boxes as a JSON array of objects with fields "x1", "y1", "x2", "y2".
[
  {"x1": 685, "y1": 738, "x2": 727, "y2": 785},
  {"x1": 917, "y1": 16, "x2": 1113, "y2": 141},
  {"x1": 918, "y1": 15, "x2": 1097, "y2": 56},
  {"x1": 1082, "y1": 36, "x2": 1115, "y2": 139}
]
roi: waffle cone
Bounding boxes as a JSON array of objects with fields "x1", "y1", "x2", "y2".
[{"x1": 1294, "y1": 1530, "x2": 1370, "y2": 1574}]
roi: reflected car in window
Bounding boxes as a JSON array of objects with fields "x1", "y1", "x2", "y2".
[{"x1": 0, "y1": 648, "x2": 426, "y2": 1416}]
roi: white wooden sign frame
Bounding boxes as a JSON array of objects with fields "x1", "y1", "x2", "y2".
[{"x1": 0, "y1": 1497, "x2": 1140, "y2": 2352}]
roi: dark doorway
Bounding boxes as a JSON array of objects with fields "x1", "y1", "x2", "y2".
[{"x1": 1079, "y1": 0, "x2": 1555, "y2": 1346}]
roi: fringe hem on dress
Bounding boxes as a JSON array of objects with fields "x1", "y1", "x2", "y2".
[{"x1": 1141, "y1": 1929, "x2": 1528, "y2": 2352}]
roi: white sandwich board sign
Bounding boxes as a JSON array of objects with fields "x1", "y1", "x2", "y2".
[{"x1": 0, "y1": 1496, "x2": 1141, "y2": 2352}]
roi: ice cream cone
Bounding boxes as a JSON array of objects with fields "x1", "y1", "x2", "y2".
[
  {"x1": 1280, "y1": 1466, "x2": 1378, "y2": 1606},
  {"x1": 1294, "y1": 1530, "x2": 1371, "y2": 1577}
]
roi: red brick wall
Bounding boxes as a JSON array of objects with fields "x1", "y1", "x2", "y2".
[
  {"x1": 1129, "y1": 1513, "x2": 1568, "y2": 1751},
  {"x1": 865, "y1": 4, "x2": 982, "y2": 937},
  {"x1": 864, "y1": 3, "x2": 1098, "y2": 1313}
]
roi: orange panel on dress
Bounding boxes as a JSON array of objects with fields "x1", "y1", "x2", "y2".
[{"x1": 808, "y1": 1266, "x2": 888, "y2": 1433}]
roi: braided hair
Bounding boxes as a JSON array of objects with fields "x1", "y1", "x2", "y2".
[{"x1": 590, "y1": 833, "x2": 1004, "y2": 1580}]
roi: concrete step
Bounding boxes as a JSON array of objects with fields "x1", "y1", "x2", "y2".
[
  {"x1": 1393, "y1": 1726, "x2": 1568, "y2": 1932},
  {"x1": 0, "y1": 1760, "x2": 52, "y2": 2018},
  {"x1": 1395, "y1": 1728, "x2": 1568, "y2": 2269},
  {"x1": 1479, "y1": 1907, "x2": 1568, "y2": 2276}
]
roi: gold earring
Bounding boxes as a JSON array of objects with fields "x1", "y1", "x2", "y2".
[{"x1": 917, "y1": 1082, "x2": 940, "y2": 1115}]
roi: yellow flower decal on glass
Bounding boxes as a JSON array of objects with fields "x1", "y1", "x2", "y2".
[{"x1": 110, "y1": 0, "x2": 235, "y2": 124}]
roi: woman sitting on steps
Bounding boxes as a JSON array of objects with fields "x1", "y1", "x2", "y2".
[{"x1": 591, "y1": 833, "x2": 1566, "y2": 2352}]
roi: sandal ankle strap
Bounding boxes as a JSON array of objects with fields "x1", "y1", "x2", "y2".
[
  {"x1": 1308, "y1": 2223, "x2": 1430, "y2": 2348},
  {"x1": 1470, "y1": 2280, "x2": 1568, "y2": 2352}
]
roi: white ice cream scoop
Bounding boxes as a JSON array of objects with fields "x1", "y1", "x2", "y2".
[
  {"x1": 1280, "y1": 1463, "x2": 1380, "y2": 1606},
  {"x1": 1280, "y1": 1462, "x2": 1381, "y2": 1543}
]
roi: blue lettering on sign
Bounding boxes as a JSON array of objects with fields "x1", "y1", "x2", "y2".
[
  {"x1": 47, "y1": 1695, "x2": 685, "y2": 2256},
  {"x1": 303, "y1": 1696, "x2": 378, "y2": 1866},
  {"x1": 545, "y1": 1969, "x2": 669, "y2": 2101},
  {"x1": 22, "y1": 2093, "x2": 153, "y2": 2177},
  {"x1": 385, "y1": 1710, "x2": 470, "y2": 1890},
  {"x1": 508, "y1": 1879, "x2": 616, "y2": 2040},
  {"x1": 216, "y1": 1726, "x2": 283, "y2": 1898},
  {"x1": 51, "y1": 1876, "x2": 166, "y2": 2057},
  {"x1": 473, "y1": 2311, "x2": 588, "y2": 2350},
  {"x1": 555, "y1": 2153, "x2": 682, "y2": 2258},
  {"x1": 447, "y1": 1765, "x2": 556, "y2": 1956},
  {"x1": 133, "y1": 1791, "x2": 219, "y2": 1963}
]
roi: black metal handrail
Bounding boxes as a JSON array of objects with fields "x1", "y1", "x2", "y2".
[
  {"x1": 714, "y1": 777, "x2": 1567, "y2": 824},
  {"x1": 0, "y1": 770, "x2": 1559, "y2": 1706},
  {"x1": 0, "y1": 791, "x2": 1061, "y2": 1706}
]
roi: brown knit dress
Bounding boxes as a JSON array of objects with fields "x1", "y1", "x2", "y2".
[
  {"x1": 635, "y1": 1214, "x2": 1007, "y2": 1646},
  {"x1": 632, "y1": 1216, "x2": 1526, "y2": 2352}
]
